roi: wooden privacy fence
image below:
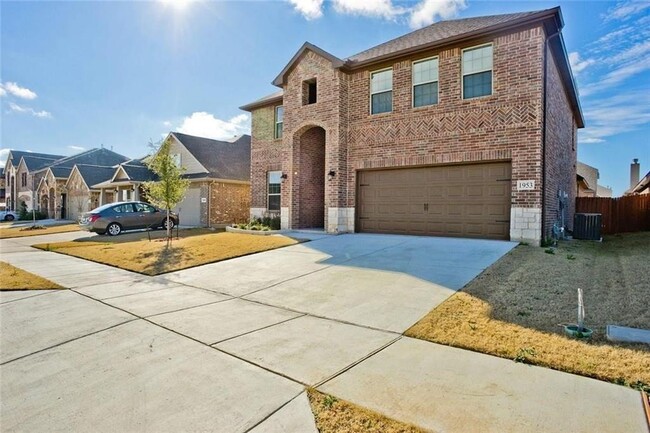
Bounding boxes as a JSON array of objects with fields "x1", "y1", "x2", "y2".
[{"x1": 575, "y1": 195, "x2": 650, "y2": 235}]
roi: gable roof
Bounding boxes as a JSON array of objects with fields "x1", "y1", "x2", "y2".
[
  {"x1": 120, "y1": 161, "x2": 158, "y2": 182},
  {"x1": 171, "y1": 132, "x2": 251, "y2": 181},
  {"x1": 20, "y1": 155, "x2": 63, "y2": 171},
  {"x1": 35, "y1": 148, "x2": 129, "y2": 173},
  {"x1": 72, "y1": 164, "x2": 117, "y2": 190},
  {"x1": 272, "y1": 42, "x2": 344, "y2": 87},
  {"x1": 51, "y1": 166, "x2": 73, "y2": 178},
  {"x1": 4, "y1": 150, "x2": 65, "y2": 170}
]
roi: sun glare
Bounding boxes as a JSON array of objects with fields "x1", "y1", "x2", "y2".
[{"x1": 160, "y1": 0, "x2": 194, "y2": 11}]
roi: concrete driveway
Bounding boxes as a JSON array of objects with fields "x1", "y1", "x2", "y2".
[{"x1": 1, "y1": 232, "x2": 646, "y2": 433}]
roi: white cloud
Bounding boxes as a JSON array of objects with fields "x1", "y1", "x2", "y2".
[
  {"x1": 0, "y1": 87, "x2": 6, "y2": 97},
  {"x1": 332, "y1": 0, "x2": 403, "y2": 19},
  {"x1": 1, "y1": 82, "x2": 37, "y2": 100},
  {"x1": 579, "y1": 91, "x2": 650, "y2": 144},
  {"x1": 68, "y1": 145, "x2": 85, "y2": 151},
  {"x1": 163, "y1": 120, "x2": 172, "y2": 127},
  {"x1": 409, "y1": 0, "x2": 466, "y2": 29},
  {"x1": 175, "y1": 112, "x2": 250, "y2": 140},
  {"x1": 604, "y1": 1, "x2": 650, "y2": 21},
  {"x1": 8, "y1": 102, "x2": 52, "y2": 118},
  {"x1": 288, "y1": 0, "x2": 323, "y2": 20},
  {"x1": 0, "y1": 149, "x2": 10, "y2": 168},
  {"x1": 568, "y1": 52, "x2": 595, "y2": 74},
  {"x1": 287, "y1": 0, "x2": 465, "y2": 28}
]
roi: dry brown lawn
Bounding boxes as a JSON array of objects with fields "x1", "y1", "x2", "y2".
[
  {"x1": 406, "y1": 232, "x2": 650, "y2": 391},
  {"x1": 307, "y1": 389, "x2": 426, "y2": 433},
  {"x1": 0, "y1": 262, "x2": 64, "y2": 290},
  {"x1": 0, "y1": 224, "x2": 80, "y2": 239},
  {"x1": 32, "y1": 229, "x2": 297, "y2": 275}
]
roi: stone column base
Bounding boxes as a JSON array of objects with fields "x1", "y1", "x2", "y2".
[
  {"x1": 510, "y1": 207, "x2": 542, "y2": 246},
  {"x1": 280, "y1": 207, "x2": 290, "y2": 230},
  {"x1": 327, "y1": 207, "x2": 355, "y2": 233}
]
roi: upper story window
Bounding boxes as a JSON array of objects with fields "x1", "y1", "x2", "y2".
[
  {"x1": 267, "y1": 171, "x2": 282, "y2": 211},
  {"x1": 171, "y1": 153, "x2": 181, "y2": 167},
  {"x1": 370, "y1": 68, "x2": 392, "y2": 114},
  {"x1": 462, "y1": 44, "x2": 493, "y2": 99},
  {"x1": 21, "y1": 172, "x2": 27, "y2": 187},
  {"x1": 303, "y1": 78, "x2": 317, "y2": 105},
  {"x1": 274, "y1": 106, "x2": 284, "y2": 139},
  {"x1": 413, "y1": 57, "x2": 439, "y2": 107}
]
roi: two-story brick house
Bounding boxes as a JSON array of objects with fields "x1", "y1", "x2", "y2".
[{"x1": 241, "y1": 7, "x2": 583, "y2": 245}]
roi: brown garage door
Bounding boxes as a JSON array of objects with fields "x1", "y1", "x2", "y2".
[{"x1": 357, "y1": 162, "x2": 511, "y2": 239}]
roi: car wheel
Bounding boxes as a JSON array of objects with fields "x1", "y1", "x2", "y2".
[
  {"x1": 162, "y1": 218, "x2": 175, "y2": 230},
  {"x1": 5, "y1": 214, "x2": 15, "y2": 221},
  {"x1": 107, "y1": 222, "x2": 122, "y2": 236}
]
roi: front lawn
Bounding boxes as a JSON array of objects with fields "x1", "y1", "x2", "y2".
[
  {"x1": 32, "y1": 229, "x2": 298, "y2": 275},
  {"x1": 0, "y1": 224, "x2": 80, "y2": 239},
  {"x1": 406, "y1": 232, "x2": 650, "y2": 390},
  {"x1": 0, "y1": 262, "x2": 64, "y2": 290},
  {"x1": 307, "y1": 389, "x2": 424, "y2": 433}
]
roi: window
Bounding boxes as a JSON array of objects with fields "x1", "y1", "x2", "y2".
[
  {"x1": 21, "y1": 173, "x2": 27, "y2": 187},
  {"x1": 274, "y1": 106, "x2": 284, "y2": 139},
  {"x1": 462, "y1": 44, "x2": 493, "y2": 99},
  {"x1": 303, "y1": 79, "x2": 317, "y2": 105},
  {"x1": 370, "y1": 68, "x2": 392, "y2": 114},
  {"x1": 134, "y1": 203, "x2": 156, "y2": 213},
  {"x1": 171, "y1": 153, "x2": 181, "y2": 167},
  {"x1": 267, "y1": 171, "x2": 282, "y2": 211},
  {"x1": 412, "y1": 57, "x2": 439, "y2": 107},
  {"x1": 113, "y1": 203, "x2": 134, "y2": 213}
]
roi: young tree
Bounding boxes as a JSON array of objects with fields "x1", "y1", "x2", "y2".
[{"x1": 142, "y1": 137, "x2": 190, "y2": 245}]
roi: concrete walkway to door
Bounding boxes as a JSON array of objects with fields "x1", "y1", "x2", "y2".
[{"x1": 1, "y1": 232, "x2": 647, "y2": 432}]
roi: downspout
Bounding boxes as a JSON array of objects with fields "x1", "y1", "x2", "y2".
[{"x1": 542, "y1": 28, "x2": 561, "y2": 243}]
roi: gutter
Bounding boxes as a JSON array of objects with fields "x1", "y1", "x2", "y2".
[{"x1": 542, "y1": 24, "x2": 562, "y2": 242}]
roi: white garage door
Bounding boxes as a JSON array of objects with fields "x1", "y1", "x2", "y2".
[{"x1": 173, "y1": 187, "x2": 202, "y2": 227}]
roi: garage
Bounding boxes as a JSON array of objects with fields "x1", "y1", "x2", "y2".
[
  {"x1": 173, "y1": 187, "x2": 202, "y2": 227},
  {"x1": 357, "y1": 162, "x2": 511, "y2": 240}
]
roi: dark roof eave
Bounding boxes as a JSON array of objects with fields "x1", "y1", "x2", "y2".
[{"x1": 239, "y1": 94, "x2": 284, "y2": 112}]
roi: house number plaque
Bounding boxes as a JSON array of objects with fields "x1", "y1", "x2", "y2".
[{"x1": 517, "y1": 180, "x2": 535, "y2": 191}]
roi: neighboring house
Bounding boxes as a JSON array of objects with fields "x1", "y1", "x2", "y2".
[
  {"x1": 65, "y1": 165, "x2": 118, "y2": 221},
  {"x1": 94, "y1": 132, "x2": 252, "y2": 227},
  {"x1": 92, "y1": 158, "x2": 158, "y2": 206},
  {"x1": 576, "y1": 161, "x2": 611, "y2": 198},
  {"x1": 241, "y1": 7, "x2": 583, "y2": 244},
  {"x1": 625, "y1": 159, "x2": 649, "y2": 195},
  {"x1": 596, "y1": 185, "x2": 613, "y2": 198},
  {"x1": 34, "y1": 148, "x2": 129, "y2": 219},
  {"x1": 3, "y1": 150, "x2": 64, "y2": 211},
  {"x1": 0, "y1": 167, "x2": 5, "y2": 209}
]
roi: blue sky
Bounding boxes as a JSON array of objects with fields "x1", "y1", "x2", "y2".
[{"x1": 1, "y1": 0, "x2": 648, "y2": 195}]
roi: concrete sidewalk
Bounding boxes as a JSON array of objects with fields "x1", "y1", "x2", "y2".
[{"x1": 1, "y1": 232, "x2": 647, "y2": 432}]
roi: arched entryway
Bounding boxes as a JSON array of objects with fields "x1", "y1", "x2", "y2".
[{"x1": 295, "y1": 126, "x2": 326, "y2": 229}]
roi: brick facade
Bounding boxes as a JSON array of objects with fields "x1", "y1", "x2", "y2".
[
  {"x1": 246, "y1": 15, "x2": 580, "y2": 244},
  {"x1": 543, "y1": 44, "x2": 577, "y2": 239},
  {"x1": 209, "y1": 181, "x2": 250, "y2": 226}
]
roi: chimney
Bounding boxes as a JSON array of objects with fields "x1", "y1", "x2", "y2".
[{"x1": 630, "y1": 159, "x2": 640, "y2": 188}]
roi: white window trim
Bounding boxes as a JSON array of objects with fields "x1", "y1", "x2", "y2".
[
  {"x1": 267, "y1": 170, "x2": 282, "y2": 211},
  {"x1": 461, "y1": 43, "x2": 494, "y2": 100},
  {"x1": 274, "y1": 106, "x2": 283, "y2": 139},
  {"x1": 369, "y1": 67, "x2": 393, "y2": 115},
  {"x1": 412, "y1": 56, "x2": 439, "y2": 108}
]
